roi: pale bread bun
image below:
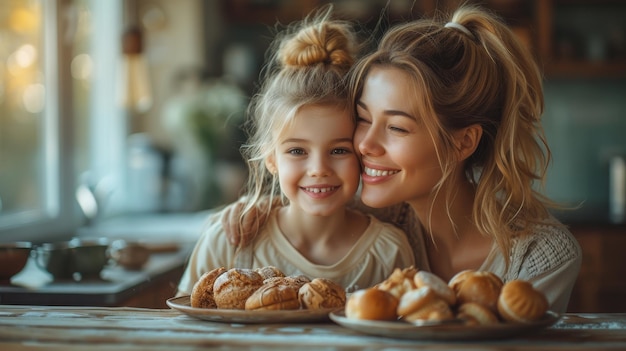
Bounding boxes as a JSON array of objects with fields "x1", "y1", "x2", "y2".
[
  {"x1": 457, "y1": 302, "x2": 500, "y2": 325},
  {"x1": 245, "y1": 279, "x2": 301, "y2": 310},
  {"x1": 497, "y1": 280, "x2": 548, "y2": 323},
  {"x1": 255, "y1": 266, "x2": 286, "y2": 280},
  {"x1": 190, "y1": 267, "x2": 227, "y2": 308},
  {"x1": 448, "y1": 269, "x2": 475, "y2": 292},
  {"x1": 299, "y1": 278, "x2": 346, "y2": 309},
  {"x1": 213, "y1": 268, "x2": 264, "y2": 309},
  {"x1": 345, "y1": 288, "x2": 399, "y2": 321},
  {"x1": 450, "y1": 270, "x2": 503, "y2": 313},
  {"x1": 397, "y1": 286, "x2": 438, "y2": 317},
  {"x1": 376, "y1": 266, "x2": 417, "y2": 300},
  {"x1": 403, "y1": 298, "x2": 453, "y2": 323},
  {"x1": 414, "y1": 271, "x2": 456, "y2": 306}
]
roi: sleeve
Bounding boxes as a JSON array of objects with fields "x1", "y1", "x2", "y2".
[
  {"x1": 512, "y1": 225, "x2": 583, "y2": 313},
  {"x1": 176, "y1": 211, "x2": 237, "y2": 295}
]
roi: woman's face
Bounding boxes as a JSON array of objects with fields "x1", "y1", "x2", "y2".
[{"x1": 354, "y1": 66, "x2": 443, "y2": 209}]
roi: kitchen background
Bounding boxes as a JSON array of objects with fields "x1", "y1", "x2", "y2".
[
  {"x1": 134, "y1": 0, "x2": 626, "y2": 224},
  {"x1": 0, "y1": 0, "x2": 625, "y2": 312}
]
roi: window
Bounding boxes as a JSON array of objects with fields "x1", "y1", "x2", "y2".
[{"x1": 0, "y1": 0, "x2": 124, "y2": 242}]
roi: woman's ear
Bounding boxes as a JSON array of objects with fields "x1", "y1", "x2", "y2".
[{"x1": 453, "y1": 124, "x2": 482, "y2": 161}]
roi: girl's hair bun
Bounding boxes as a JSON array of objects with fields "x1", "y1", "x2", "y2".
[{"x1": 279, "y1": 22, "x2": 354, "y2": 69}]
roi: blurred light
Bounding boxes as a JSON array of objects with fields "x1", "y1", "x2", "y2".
[
  {"x1": 15, "y1": 44, "x2": 37, "y2": 68},
  {"x1": 71, "y1": 53, "x2": 93, "y2": 80},
  {"x1": 8, "y1": 8, "x2": 39, "y2": 33},
  {"x1": 23, "y1": 83, "x2": 45, "y2": 113}
]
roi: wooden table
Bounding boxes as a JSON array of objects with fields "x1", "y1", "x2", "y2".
[{"x1": 0, "y1": 305, "x2": 625, "y2": 350}]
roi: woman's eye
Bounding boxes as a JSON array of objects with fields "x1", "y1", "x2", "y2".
[
  {"x1": 356, "y1": 116, "x2": 371, "y2": 124},
  {"x1": 389, "y1": 125, "x2": 409, "y2": 133}
]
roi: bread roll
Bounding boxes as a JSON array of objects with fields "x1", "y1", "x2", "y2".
[
  {"x1": 299, "y1": 278, "x2": 346, "y2": 309},
  {"x1": 403, "y1": 298, "x2": 453, "y2": 323},
  {"x1": 397, "y1": 286, "x2": 438, "y2": 316},
  {"x1": 376, "y1": 266, "x2": 417, "y2": 300},
  {"x1": 345, "y1": 288, "x2": 398, "y2": 321},
  {"x1": 255, "y1": 266, "x2": 286, "y2": 280},
  {"x1": 497, "y1": 280, "x2": 548, "y2": 323},
  {"x1": 245, "y1": 279, "x2": 301, "y2": 310},
  {"x1": 190, "y1": 267, "x2": 227, "y2": 308},
  {"x1": 457, "y1": 302, "x2": 500, "y2": 325},
  {"x1": 213, "y1": 268, "x2": 264, "y2": 309},
  {"x1": 450, "y1": 270, "x2": 503, "y2": 313},
  {"x1": 414, "y1": 271, "x2": 456, "y2": 306}
]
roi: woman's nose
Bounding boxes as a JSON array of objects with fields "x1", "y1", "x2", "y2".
[{"x1": 356, "y1": 127, "x2": 383, "y2": 157}]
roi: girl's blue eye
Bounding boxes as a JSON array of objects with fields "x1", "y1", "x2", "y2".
[
  {"x1": 287, "y1": 148, "x2": 305, "y2": 155},
  {"x1": 331, "y1": 148, "x2": 351, "y2": 155}
]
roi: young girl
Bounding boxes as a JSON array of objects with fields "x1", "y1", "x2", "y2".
[
  {"x1": 221, "y1": 4, "x2": 582, "y2": 313},
  {"x1": 176, "y1": 7, "x2": 415, "y2": 296}
]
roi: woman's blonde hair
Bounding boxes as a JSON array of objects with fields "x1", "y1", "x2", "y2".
[
  {"x1": 238, "y1": 6, "x2": 359, "y2": 239},
  {"x1": 349, "y1": 4, "x2": 560, "y2": 266}
]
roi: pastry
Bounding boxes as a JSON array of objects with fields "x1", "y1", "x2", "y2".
[
  {"x1": 449, "y1": 270, "x2": 503, "y2": 313},
  {"x1": 396, "y1": 286, "x2": 438, "y2": 317},
  {"x1": 298, "y1": 278, "x2": 346, "y2": 309},
  {"x1": 213, "y1": 268, "x2": 264, "y2": 309},
  {"x1": 497, "y1": 280, "x2": 548, "y2": 323},
  {"x1": 376, "y1": 266, "x2": 418, "y2": 300},
  {"x1": 245, "y1": 279, "x2": 301, "y2": 310},
  {"x1": 448, "y1": 269, "x2": 475, "y2": 292},
  {"x1": 413, "y1": 270, "x2": 456, "y2": 306},
  {"x1": 190, "y1": 267, "x2": 227, "y2": 308},
  {"x1": 403, "y1": 298, "x2": 454, "y2": 323},
  {"x1": 345, "y1": 287, "x2": 399, "y2": 321},
  {"x1": 457, "y1": 302, "x2": 500, "y2": 325}
]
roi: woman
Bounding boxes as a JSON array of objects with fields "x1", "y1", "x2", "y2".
[{"x1": 221, "y1": 4, "x2": 581, "y2": 313}]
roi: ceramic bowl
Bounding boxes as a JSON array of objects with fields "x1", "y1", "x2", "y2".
[
  {"x1": 35, "y1": 238, "x2": 110, "y2": 280},
  {"x1": 0, "y1": 242, "x2": 33, "y2": 283}
]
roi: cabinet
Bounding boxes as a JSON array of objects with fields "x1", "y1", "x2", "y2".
[
  {"x1": 218, "y1": 0, "x2": 626, "y2": 78},
  {"x1": 567, "y1": 224, "x2": 626, "y2": 313},
  {"x1": 534, "y1": 0, "x2": 626, "y2": 78}
]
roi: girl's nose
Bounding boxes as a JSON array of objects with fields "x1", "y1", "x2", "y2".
[{"x1": 307, "y1": 155, "x2": 332, "y2": 177}]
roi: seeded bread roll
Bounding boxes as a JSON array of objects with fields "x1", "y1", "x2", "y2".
[
  {"x1": 298, "y1": 278, "x2": 346, "y2": 309},
  {"x1": 190, "y1": 267, "x2": 227, "y2": 308},
  {"x1": 497, "y1": 280, "x2": 548, "y2": 323},
  {"x1": 245, "y1": 279, "x2": 301, "y2": 310},
  {"x1": 345, "y1": 287, "x2": 399, "y2": 321},
  {"x1": 213, "y1": 268, "x2": 264, "y2": 309},
  {"x1": 255, "y1": 266, "x2": 286, "y2": 280}
]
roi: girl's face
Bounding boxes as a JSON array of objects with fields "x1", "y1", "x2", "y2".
[
  {"x1": 354, "y1": 66, "x2": 443, "y2": 209},
  {"x1": 268, "y1": 104, "x2": 360, "y2": 216}
]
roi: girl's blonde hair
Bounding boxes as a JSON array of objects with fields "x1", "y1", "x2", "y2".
[
  {"x1": 349, "y1": 4, "x2": 560, "y2": 266},
  {"x1": 238, "y1": 6, "x2": 359, "y2": 240}
]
